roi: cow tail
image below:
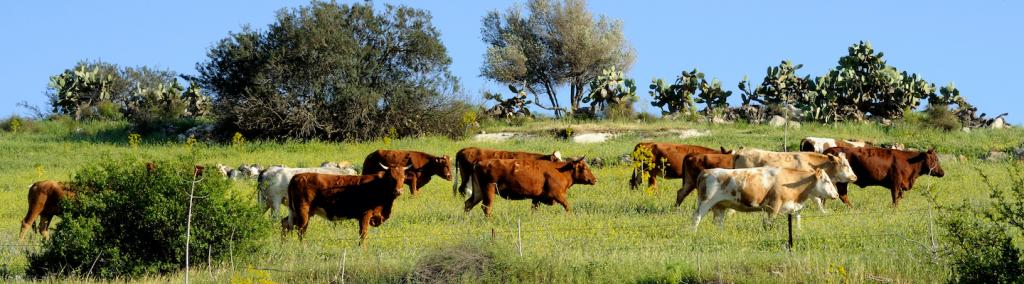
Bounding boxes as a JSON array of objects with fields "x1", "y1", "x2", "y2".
[
  {"x1": 629, "y1": 165, "x2": 641, "y2": 191},
  {"x1": 452, "y1": 160, "x2": 461, "y2": 196},
  {"x1": 256, "y1": 171, "x2": 268, "y2": 206}
]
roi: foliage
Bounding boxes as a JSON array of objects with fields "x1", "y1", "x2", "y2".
[
  {"x1": 483, "y1": 85, "x2": 534, "y2": 120},
  {"x1": 820, "y1": 41, "x2": 935, "y2": 121},
  {"x1": 196, "y1": 1, "x2": 467, "y2": 141},
  {"x1": 649, "y1": 68, "x2": 730, "y2": 119},
  {"x1": 648, "y1": 77, "x2": 695, "y2": 117},
  {"x1": 46, "y1": 61, "x2": 211, "y2": 134},
  {"x1": 1, "y1": 115, "x2": 33, "y2": 133},
  {"x1": 481, "y1": 0, "x2": 636, "y2": 116},
  {"x1": 584, "y1": 66, "x2": 637, "y2": 119},
  {"x1": 924, "y1": 104, "x2": 961, "y2": 131},
  {"x1": 26, "y1": 158, "x2": 270, "y2": 278}
]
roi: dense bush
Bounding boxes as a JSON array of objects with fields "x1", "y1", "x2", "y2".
[
  {"x1": 26, "y1": 158, "x2": 269, "y2": 279},
  {"x1": 940, "y1": 166, "x2": 1024, "y2": 283},
  {"x1": 196, "y1": 1, "x2": 468, "y2": 141}
]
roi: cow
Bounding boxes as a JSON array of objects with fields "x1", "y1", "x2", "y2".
[
  {"x1": 20, "y1": 180, "x2": 76, "y2": 240},
  {"x1": 732, "y1": 148, "x2": 856, "y2": 213},
  {"x1": 258, "y1": 165, "x2": 359, "y2": 218},
  {"x1": 629, "y1": 142, "x2": 729, "y2": 191},
  {"x1": 822, "y1": 147, "x2": 945, "y2": 207},
  {"x1": 465, "y1": 158, "x2": 596, "y2": 217},
  {"x1": 320, "y1": 161, "x2": 354, "y2": 169},
  {"x1": 691, "y1": 167, "x2": 839, "y2": 230},
  {"x1": 362, "y1": 150, "x2": 452, "y2": 195},
  {"x1": 282, "y1": 162, "x2": 410, "y2": 246},
  {"x1": 675, "y1": 153, "x2": 734, "y2": 207},
  {"x1": 799, "y1": 137, "x2": 874, "y2": 153},
  {"x1": 454, "y1": 147, "x2": 563, "y2": 196}
]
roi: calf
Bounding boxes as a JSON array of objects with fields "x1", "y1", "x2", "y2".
[
  {"x1": 629, "y1": 142, "x2": 728, "y2": 191},
  {"x1": 692, "y1": 167, "x2": 838, "y2": 230},
  {"x1": 258, "y1": 165, "x2": 359, "y2": 218},
  {"x1": 283, "y1": 163, "x2": 409, "y2": 246},
  {"x1": 454, "y1": 147, "x2": 563, "y2": 196},
  {"x1": 800, "y1": 137, "x2": 873, "y2": 153},
  {"x1": 20, "y1": 180, "x2": 75, "y2": 240},
  {"x1": 675, "y1": 153, "x2": 734, "y2": 206},
  {"x1": 822, "y1": 147, "x2": 945, "y2": 207},
  {"x1": 363, "y1": 150, "x2": 452, "y2": 195},
  {"x1": 466, "y1": 158, "x2": 596, "y2": 217}
]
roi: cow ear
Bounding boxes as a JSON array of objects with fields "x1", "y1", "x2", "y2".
[{"x1": 927, "y1": 148, "x2": 935, "y2": 154}]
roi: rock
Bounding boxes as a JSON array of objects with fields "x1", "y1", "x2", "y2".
[
  {"x1": 960, "y1": 127, "x2": 971, "y2": 133},
  {"x1": 178, "y1": 124, "x2": 216, "y2": 141},
  {"x1": 572, "y1": 133, "x2": 614, "y2": 143},
  {"x1": 711, "y1": 117, "x2": 730, "y2": 124},
  {"x1": 986, "y1": 151, "x2": 1010, "y2": 162},
  {"x1": 619, "y1": 154, "x2": 632, "y2": 164},
  {"x1": 670, "y1": 129, "x2": 709, "y2": 139},
  {"x1": 990, "y1": 117, "x2": 1007, "y2": 129},
  {"x1": 588, "y1": 157, "x2": 605, "y2": 168},
  {"x1": 768, "y1": 115, "x2": 800, "y2": 128},
  {"x1": 1014, "y1": 147, "x2": 1024, "y2": 160},
  {"x1": 474, "y1": 132, "x2": 518, "y2": 142}
]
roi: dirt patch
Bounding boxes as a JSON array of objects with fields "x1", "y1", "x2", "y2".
[
  {"x1": 668, "y1": 129, "x2": 709, "y2": 139},
  {"x1": 410, "y1": 243, "x2": 494, "y2": 283},
  {"x1": 474, "y1": 132, "x2": 530, "y2": 142}
]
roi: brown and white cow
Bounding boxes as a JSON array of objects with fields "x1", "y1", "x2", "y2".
[
  {"x1": 629, "y1": 142, "x2": 729, "y2": 191},
  {"x1": 454, "y1": 147, "x2": 563, "y2": 196},
  {"x1": 675, "y1": 153, "x2": 734, "y2": 207},
  {"x1": 733, "y1": 148, "x2": 857, "y2": 212},
  {"x1": 283, "y1": 162, "x2": 410, "y2": 246},
  {"x1": 20, "y1": 180, "x2": 75, "y2": 240},
  {"x1": 691, "y1": 167, "x2": 839, "y2": 230},
  {"x1": 822, "y1": 147, "x2": 945, "y2": 207},
  {"x1": 362, "y1": 149, "x2": 452, "y2": 195},
  {"x1": 799, "y1": 137, "x2": 874, "y2": 153},
  {"x1": 465, "y1": 158, "x2": 596, "y2": 217}
]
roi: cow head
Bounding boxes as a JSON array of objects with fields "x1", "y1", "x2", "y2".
[
  {"x1": 826, "y1": 153, "x2": 857, "y2": 183},
  {"x1": 569, "y1": 157, "x2": 597, "y2": 185},
  {"x1": 431, "y1": 155, "x2": 453, "y2": 180},
  {"x1": 719, "y1": 147, "x2": 734, "y2": 154},
  {"x1": 812, "y1": 169, "x2": 840, "y2": 200},
  {"x1": 923, "y1": 148, "x2": 945, "y2": 177},
  {"x1": 379, "y1": 162, "x2": 411, "y2": 196},
  {"x1": 550, "y1": 150, "x2": 564, "y2": 162}
]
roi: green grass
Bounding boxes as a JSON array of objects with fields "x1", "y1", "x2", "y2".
[{"x1": 1, "y1": 119, "x2": 1021, "y2": 282}]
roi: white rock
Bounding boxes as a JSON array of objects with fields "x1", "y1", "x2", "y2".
[
  {"x1": 572, "y1": 133, "x2": 614, "y2": 143},
  {"x1": 990, "y1": 117, "x2": 1007, "y2": 129}
]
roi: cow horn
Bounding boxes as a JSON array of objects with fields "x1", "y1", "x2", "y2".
[
  {"x1": 404, "y1": 164, "x2": 412, "y2": 170},
  {"x1": 379, "y1": 163, "x2": 389, "y2": 170}
]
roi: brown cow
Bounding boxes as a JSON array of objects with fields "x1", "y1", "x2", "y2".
[
  {"x1": 822, "y1": 147, "x2": 945, "y2": 207},
  {"x1": 283, "y1": 162, "x2": 409, "y2": 246},
  {"x1": 362, "y1": 149, "x2": 451, "y2": 195},
  {"x1": 629, "y1": 142, "x2": 729, "y2": 191},
  {"x1": 20, "y1": 180, "x2": 75, "y2": 240},
  {"x1": 454, "y1": 147, "x2": 563, "y2": 196},
  {"x1": 675, "y1": 153, "x2": 734, "y2": 207},
  {"x1": 465, "y1": 158, "x2": 596, "y2": 217}
]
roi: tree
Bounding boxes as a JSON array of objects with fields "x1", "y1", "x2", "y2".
[
  {"x1": 584, "y1": 66, "x2": 637, "y2": 118},
  {"x1": 195, "y1": 1, "x2": 466, "y2": 141},
  {"x1": 826, "y1": 41, "x2": 934, "y2": 120},
  {"x1": 481, "y1": 0, "x2": 635, "y2": 117}
]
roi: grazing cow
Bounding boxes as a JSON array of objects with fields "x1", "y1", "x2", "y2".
[
  {"x1": 282, "y1": 162, "x2": 409, "y2": 246},
  {"x1": 733, "y1": 148, "x2": 857, "y2": 212},
  {"x1": 822, "y1": 147, "x2": 945, "y2": 207},
  {"x1": 629, "y1": 142, "x2": 729, "y2": 191},
  {"x1": 216, "y1": 163, "x2": 231, "y2": 177},
  {"x1": 465, "y1": 158, "x2": 597, "y2": 217},
  {"x1": 691, "y1": 167, "x2": 839, "y2": 230},
  {"x1": 800, "y1": 137, "x2": 873, "y2": 153},
  {"x1": 320, "y1": 161, "x2": 354, "y2": 169},
  {"x1": 362, "y1": 150, "x2": 452, "y2": 195},
  {"x1": 20, "y1": 180, "x2": 75, "y2": 240},
  {"x1": 675, "y1": 153, "x2": 734, "y2": 206},
  {"x1": 453, "y1": 147, "x2": 563, "y2": 196},
  {"x1": 258, "y1": 165, "x2": 359, "y2": 218}
]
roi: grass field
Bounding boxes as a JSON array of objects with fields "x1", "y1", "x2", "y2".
[{"x1": 1, "y1": 118, "x2": 1021, "y2": 283}]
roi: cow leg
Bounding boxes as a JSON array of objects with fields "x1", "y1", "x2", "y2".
[
  {"x1": 692, "y1": 198, "x2": 721, "y2": 231},
  {"x1": 675, "y1": 183, "x2": 695, "y2": 207},
  {"x1": 295, "y1": 207, "x2": 311, "y2": 242},
  {"x1": 890, "y1": 187, "x2": 900, "y2": 207},
  {"x1": 20, "y1": 202, "x2": 46, "y2": 241},
  {"x1": 554, "y1": 195, "x2": 571, "y2": 214},
  {"x1": 358, "y1": 212, "x2": 372, "y2": 248},
  {"x1": 531, "y1": 199, "x2": 540, "y2": 210},
  {"x1": 38, "y1": 215, "x2": 52, "y2": 239},
  {"x1": 813, "y1": 197, "x2": 828, "y2": 214},
  {"x1": 408, "y1": 175, "x2": 419, "y2": 196},
  {"x1": 648, "y1": 169, "x2": 659, "y2": 192},
  {"x1": 482, "y1": 183, "x2": 497, "y2": 217},
  {"x1": 711, "y1": 207, "x2": 726, "y2": 228}
]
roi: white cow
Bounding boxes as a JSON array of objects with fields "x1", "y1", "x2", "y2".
[
  {"x1": 258, "y1": 165, "x2": 358, "y2": 218},
  {"x1": 691, "y1": 167, "x2": 839, "y2": 231},
  {"x1": 799, "y1": 137, "x2": 872, "y2": 153}
]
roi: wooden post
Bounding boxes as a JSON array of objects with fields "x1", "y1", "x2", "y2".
[
  {"x1": 787, "y1": 214, "x2": 794, "y2": 251},
  {"x1": 517, "y1": 219, "x2": 523, "y2": 257}
]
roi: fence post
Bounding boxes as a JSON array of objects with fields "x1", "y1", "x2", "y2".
[
  {"x1": 787, "y1": 214, "x2": 794, "y2": 251},
  {"x1": 517, "y1": 219, "x2": 523, "y2": 257}
]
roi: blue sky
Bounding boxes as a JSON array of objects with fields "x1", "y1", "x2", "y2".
[{"x1": 1, "y1": 1, "x2": 1020, "y2": 123}]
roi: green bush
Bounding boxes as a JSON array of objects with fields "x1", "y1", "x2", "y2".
[
  {"x1": 940, "y1": 165, "x2": 1024, "y2": 283},
  {"x1": 26, "y1": 158, "x2": 270, "y2": 279},
  {"x1": 1, "y1": 115, "x2": 37, "y2": 133},
  {"x1": 925, "y1": 104, "x2": 961, "y2": 131}
]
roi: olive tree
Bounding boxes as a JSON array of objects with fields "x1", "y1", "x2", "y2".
[
  {"x1": 481, "y1": 0, "x2": 635, "y2": 117},
  {"x1": 196, "y1": 1, "x2": 466, "y2": 141}
]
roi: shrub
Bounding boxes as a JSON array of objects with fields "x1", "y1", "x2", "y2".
[
  {"x1": 26, "y1": 158, "x2": 270, "y2": 278},
  {"x1": 1, "y1": 115, "x2": 37, "y2": 133},
  {"x1": 924, "y1": 103, "x2": 961, "y2": 131},
  {"x1": 939, "y1": 166, "x2": 1024, "y2": 283}
]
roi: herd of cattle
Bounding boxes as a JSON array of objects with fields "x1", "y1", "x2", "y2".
[{"x1": 19, "y1": 136, "x2": 945, "y2": 246}]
